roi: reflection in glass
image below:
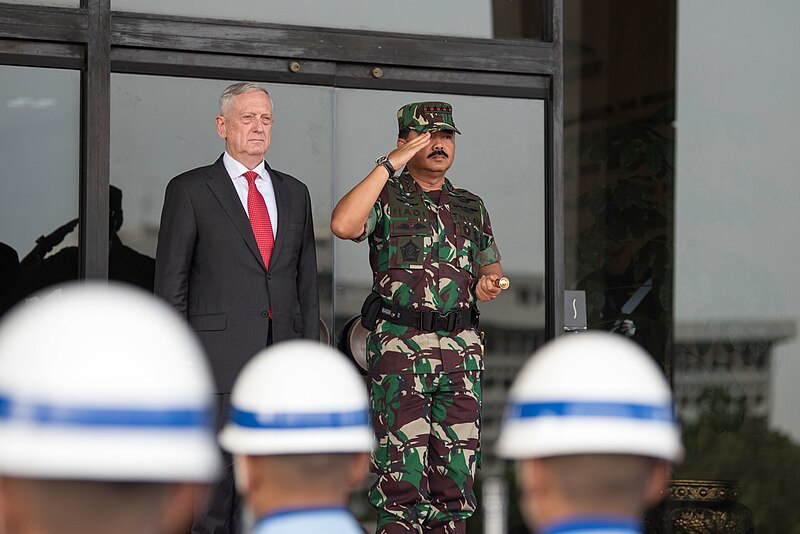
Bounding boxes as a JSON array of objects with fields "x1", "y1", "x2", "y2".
[
  {"x1": 0, "y1": 65, "x2": 80, "y2": 316},
  {"x1": 106, "y1": 185, "x2": 155, "y2": 291},
  {"x1": 111, "y1": 0, "x2": 544, "y2": 40}
]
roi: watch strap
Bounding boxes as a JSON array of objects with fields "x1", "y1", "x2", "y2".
[
  {"x1": 381, "y1": 161, "x2": 395, "y2": 176},
  {"x1": 375, "y1": 155, "x2": 395, "y2": 176}
]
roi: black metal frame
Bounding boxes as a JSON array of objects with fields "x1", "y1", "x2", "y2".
[{"x1": 0, "y1": 0, "x2": 565, "y2": 336}]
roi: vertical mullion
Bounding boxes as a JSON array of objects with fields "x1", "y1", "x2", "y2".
[
  {"x1": 80, "y1": 0, "x2": 110, "y2": 279},
  {"x1": 545, "y1": 0, "x2": 564, "y2": 339},
  {"x1": 542, "y1": 0, "x2": 554, "y2": 42}
]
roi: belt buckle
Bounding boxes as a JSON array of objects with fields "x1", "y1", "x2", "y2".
[
  {"x1": 444, "y1": 311, "x2": 458, "y2": 332},
  {"x1": 431, "y1": 311, "x2": 448, "y2": 332},
  {"x1": 426, "y1": 310, "x2": 457, "y2": 332},
  {"x1": 420, "y1": 311, "x2": 434, "y2": 331}
]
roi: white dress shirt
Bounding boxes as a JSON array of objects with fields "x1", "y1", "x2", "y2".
[{"x1": 223, "y1": 152, "x2": 278, "y2": 238}]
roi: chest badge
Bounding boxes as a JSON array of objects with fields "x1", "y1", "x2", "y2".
[{"x1": 401, "y1": 241, "x2": 421, "y2": 262}]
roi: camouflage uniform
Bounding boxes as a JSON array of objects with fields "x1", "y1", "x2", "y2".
[{"x1": 354, "y1": 104, "x2": 500, "y2": 533}]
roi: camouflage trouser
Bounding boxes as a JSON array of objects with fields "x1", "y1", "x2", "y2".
[{"x1": 368, "y1": 370, "x2": 482, "y2": 534}]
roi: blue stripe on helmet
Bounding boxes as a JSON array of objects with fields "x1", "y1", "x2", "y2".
[
  {"x1": 0, "y1": 396, "x2": 10, "y2": 419},
  {"x1": 231, "y1": 407, "x2": 369, "y2": 429},
  {"x1": 0, "y1": 394, "x2": 212, "y2": 429},
  {"x1": 508, "y1": 401, "x2": 675, "y2": 423}
]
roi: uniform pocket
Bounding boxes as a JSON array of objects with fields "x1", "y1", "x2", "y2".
[
  {"x1": 389, "y1": 218, "x2": 431, "y2": 269},
  {"x1": 455, "y1": 220, "x2": 481, "y2": 275}
]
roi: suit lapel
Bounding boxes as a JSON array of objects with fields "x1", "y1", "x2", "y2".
[
  {"x1": 267, "y1": 164, "x2": 290, "y2": 271},
  {"x1": 205, "y1": 156, "x2": 266, "y2": 270}
]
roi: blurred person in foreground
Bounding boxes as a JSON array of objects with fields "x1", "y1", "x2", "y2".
[
  {"x1": 0, "y1": 282, "x2": 219, "y2": 534},
  {"x1": 218, "y1": 340, "x2": 372, "y2": 533},
  {"x1": 496, "y1": 332, "x2": 683, "y2": 534}
]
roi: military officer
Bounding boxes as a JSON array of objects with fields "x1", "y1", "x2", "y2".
[{"x1": 331, "y1": 102, "x2": 504, "y2": 534}]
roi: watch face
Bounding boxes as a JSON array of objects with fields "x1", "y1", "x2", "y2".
[{"x1": 376, "y1": 155, "x2": 388, "y2": 165}]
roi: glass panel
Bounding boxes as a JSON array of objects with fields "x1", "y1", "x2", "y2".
[
  {"x1": 564, "y1": 0, "x2": 677, "y2": 366},
  {"x1": 0, "y1": 65, "x2": 80, "y2": 318},
  {"x1": 111, "y1": 0, "x2": 544, "y2": 40},
  {"x1": 332, "y1": 88, "x2": 546, "y2": 531},
  {"x1": 110, "y1": 74, "x2": 334, "y2": 324},
  {"x1": 564, "y1": 0, "x2": 800, "y2": 532},
  {"x1": 672, "y1": 1, "x2": 800, "y2": 532}
]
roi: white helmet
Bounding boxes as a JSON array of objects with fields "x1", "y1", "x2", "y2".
[
  {"x1": 0, "y1": 282, "x2": 220, "y2": 482},
  {"x1": 219, "y1": 340, "x2": 374, "y2": 455},
  {"x1": 496, "y1": 331, "x2": 682, "y2": 462}
]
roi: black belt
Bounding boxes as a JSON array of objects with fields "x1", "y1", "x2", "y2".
[{"x1": 376, "y1": 301, "x2": 479, "y2": 333}]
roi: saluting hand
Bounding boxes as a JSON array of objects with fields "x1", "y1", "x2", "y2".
[{"x1": 385, "y1": 132, "x2": 431, "y2": 173}]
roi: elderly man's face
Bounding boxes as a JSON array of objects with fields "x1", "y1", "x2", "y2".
[{"x1": 216, "y1": 91, "x2": 273, "y2": 167}]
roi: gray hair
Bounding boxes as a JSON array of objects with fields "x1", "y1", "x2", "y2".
[{"x1": 219, "y1": 82, "x2": 272, "y2": 116}]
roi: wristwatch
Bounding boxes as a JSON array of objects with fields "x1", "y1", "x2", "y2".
[{"x1": 375, "y1": 155, "x2": 395, "y2": 176}]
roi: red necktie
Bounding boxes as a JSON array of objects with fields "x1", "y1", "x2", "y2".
[
  {"x1": 243, "y1": 171, "x2": 275, "y2": 269},
  {"x1": 244, "y1": 171, "x2": 274, "y2": 319}
]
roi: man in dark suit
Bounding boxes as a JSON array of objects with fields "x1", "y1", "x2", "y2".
[{"x1": 154, "y1": 82, "x2": 320, "y2": 534}]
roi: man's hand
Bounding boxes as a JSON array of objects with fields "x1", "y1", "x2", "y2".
[
  {"x1": 475, "y1": 273, "x2": 503, "y2": 302},
  {"x1": 387, "y1": 131, "x2": 431, "y2": 171},
  {"x1": 39, "y1": 218, "x2": 79, "y2": 251}
]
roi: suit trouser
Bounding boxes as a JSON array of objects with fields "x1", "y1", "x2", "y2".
[
  {"x1": 191, "y1": 393, "x2": 240, "y2": 534},
  {"x1": 191, "y1": 321, "x2": 272, "y2": 534}
]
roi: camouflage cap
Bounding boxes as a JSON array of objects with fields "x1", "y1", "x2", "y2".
[{"x1": 397, "y1": 101, "x2": 461, "y2": 135}]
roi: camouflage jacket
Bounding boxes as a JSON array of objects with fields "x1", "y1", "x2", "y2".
[
  {"x1": 355, "y1": 171, "x2": 501, "y2": 374},
  {"x1": 356, "y1": 171, "x2": 500, "y2": 312}
]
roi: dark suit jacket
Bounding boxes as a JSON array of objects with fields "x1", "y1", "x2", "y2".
[{"x1": 154, "y1": 155, "x2": 319, "y2": 393}]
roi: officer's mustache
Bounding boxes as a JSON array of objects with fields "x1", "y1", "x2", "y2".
[{"x1": 428, "y1": 150, "x2": 449, "y2": 159}]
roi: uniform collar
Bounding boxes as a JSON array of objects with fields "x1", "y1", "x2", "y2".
[{"x1": 399, "y1": 171, "x2": 454, "y2": 197}]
